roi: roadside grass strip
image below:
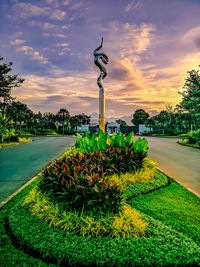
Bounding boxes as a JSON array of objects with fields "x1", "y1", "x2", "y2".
[
  {"x1": 7, "y1": 198, "x2": 200, "y2": 266},
  {"x1": 0, "y1": 138, "x2": 32, "y2": 149},
  {"x1": 130, "y1": 181, "x2": 200, "y2": 245},
  {"x1": 124, "y1": 169, "x2": 170, "y2": 200},
  {"x1": 0, "y1": 170, "x2": 199, "y2": 266},
  {"x1": 0, "y1": 178, "x2": 54, "y2": 267},
  {"x1": 0, "y1": 137, "x2": 200, "y2": 266}
]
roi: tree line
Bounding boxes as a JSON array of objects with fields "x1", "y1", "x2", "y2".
[
  {"x1": 0, "y1": 57, "x2": 90, "y2": 136},
  {"x1": 1, "y1": 56, "x2": 200, "y2": 136},
  {"x1": 130, "y1": 67, "x2": 200, "y2": 134}
]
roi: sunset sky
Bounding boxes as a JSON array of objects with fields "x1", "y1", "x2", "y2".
[{"x1": 1, "y1": 0, "x2": 200, "y2": 120}]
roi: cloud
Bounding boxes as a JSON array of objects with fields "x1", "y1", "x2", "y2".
[
  {"x1": 50, "y1": 9, "x2": 66, "y2": 20},
  {"x1": 109, "y1": 67, "x2": 132, "y2": 81},
  {"x1": 16, "y1": 46, "x2": 49, "y2": 64},
  {"x1": 15, "y1": 2, "x2": 51, "y2": 19},
  {"x1": 62, "y1": 0, "x2": 70, "y2": 6},
  {"x1": 125, "y1": 0, "x2": 143, "y2": 12},
  {"x1": 53, "y1": 33, "x2": 66, "y2": 38},
  {"x1": 29, "y1": 20, "x2": 70, "y2": 31},
  {"x1": 69, "y1": 2, "x2": 83, "y2": 10},
  {"x1": 105, "y1": 21, "x2": 155, "y2": 58},
  {"x1": 10, "y1": 39, "x2": 26, "y2": 45},
  {"x1": 57, "y1": 43, "x2": 69, "y2": 47},
  {"x1": 183, "y1": 26, "x2": 200, "y2": 49}
]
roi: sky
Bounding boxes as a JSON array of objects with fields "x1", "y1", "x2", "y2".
[{"x1": 1, "y1": 0, "x2": 200, "y2": 120}]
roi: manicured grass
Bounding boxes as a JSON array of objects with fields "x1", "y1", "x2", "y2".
[
  {"x1": 26, "y1": 134, "x2": 75, "y2": 137},
  {"x1": 0, "y1": 139, "x2": 32, "y2": 149},
  {"x1": 124, "y1": 169, "x2": 170, "y2": 200},
  {"x1": 1, "y1": 162, "x2": 199, "y2": 265},
  {"x1": 0, "y1": 178, "x2": 54, "y2": 266},
  {"x1": 148, "y1": 135, "x2": 184, "y2": 138},
  {"x1": 177, "y1": 140, "x2": 200, "y2": 149},
  {"x1": 130, "y1": 181, "x2": 200, "y2": 245},
  {"x1": 7, "y1": 199, "x2": 200, "y2": 266}
]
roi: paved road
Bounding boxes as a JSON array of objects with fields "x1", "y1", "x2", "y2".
[
  {"x1": 0, "y1": 136, "x2": 76, "y2": 203},
  {"x1": 0, "y1": 136, "x2": 199, "y2": 203},
  {"x1": 144, "y1": 137, "x2": 200, "y2": 196}
]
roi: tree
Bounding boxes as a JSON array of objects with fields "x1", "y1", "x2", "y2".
[
  {"x1": 177, "y1": 67, "x2": 200, "y2": 129},
  {"x1": 131, "y1": 109, "x2": 149, "y2": 126},
  {"x1": 156, "y1": 111, "x2": 170, "y2": 134},
  {"x1": 145, "y1": 117, "x2": 155, "y2": 133},
  {"x1": 57, "y1": 108, "x2": 70, "y2": 135},
  {"x1": 0, "y1": 57, "x2": 24, "y2": 112},
  {"x1": 7, "y1": 101, "x2": 31, "y2": 135},
  {"x1": 116, "y1": 119, "x2": 127, "y2": 126},
  {"x1": 0, "y1": 113, "x2": 12, "y2": 143},
  {"x1": 70, "y1": 115, "x2": 81, "y2": 130}
]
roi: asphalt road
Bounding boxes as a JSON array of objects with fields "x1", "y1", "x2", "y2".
[
  {"x1": 0, "y1": 136, "x2": 76, "y2": 203},
  {"x1": 144, "y1": 137, "x2": 200, "y2": 196},
  {"x1": 0, "y1": 136, "x2": 199, "y2": 203}
]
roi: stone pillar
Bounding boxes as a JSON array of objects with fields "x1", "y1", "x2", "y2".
[{"x1": 99, "y1": 87, "x2": 105, "y2": 132}]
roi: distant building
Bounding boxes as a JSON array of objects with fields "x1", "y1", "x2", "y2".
[
  {"x1": 76, "y1": 124, "x2": 90, "y2": 132},
  {"x1": 138, "y1": 124, "x2": 152, "y2": 135},
  {"x1": 120, "y1": 125, "x2": 136, "y2": 134},
  {"x1": 55, "y1": 121, "x2": 63, "y2": 127},
  {"x1": 106, "y1": 122, "x2": 120, "y2": 134},
  {"x1": 75, "y1": 123, "x2": 151, "y2": 135}
]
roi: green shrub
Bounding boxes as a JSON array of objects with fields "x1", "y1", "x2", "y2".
[
  {"x1": 39, "y1": 145, "x2": 147, "y2": 214},
  {"x1": 141, "y1": 131, "x2": 152, "y2": 136},
  {"x1": 178, "y1": 133, "x2": 188, "y2": 137},
  {"x1": 187, "y1": 129, "x2": 200, "y2": 145},
  {"x1": 36, "y1": 129, "x2": 57, "y2": 135},
  {"x1": 124, "y1": 170, "x2": 170, "y2": 200},
  {"x1": 130, "y1": 182, "x2": 200, "y2": 245},
  {"x1": 75, "y1": 130, "x2": 148, "y2": 154},
  {"x1": 24, "y1": 188, "x2": 147, "y2": 238},
  {"x1": 108, "y1": 158, "x2": 157, "y2": 189},
  {"x1": 8, "y1": 200, "x2": 200, "y2": 266}
]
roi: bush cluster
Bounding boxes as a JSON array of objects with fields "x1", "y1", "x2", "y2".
[
  {"x1": 24, "y1": 188, "x2": 147, "y2": 238},
  {"x1": 187, "y1": 129, "x2": 200, "y2": 145},
  {"x1": 75, "y1": 130, "x2": 148, "y2": 154},
  {"x1": 40, "y1": 145, "x2": 147, "y2": 214},
  {"x1": 8, "y1": 200, "x2": 200, "y2": 266}
]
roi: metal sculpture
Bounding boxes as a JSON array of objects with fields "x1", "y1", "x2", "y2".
[{"x1": 94, "y1": 37, "x2": 109, "y2": 132}]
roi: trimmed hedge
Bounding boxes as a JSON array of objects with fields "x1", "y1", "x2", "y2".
[
  {"x1": 124, "y1": 170, "x2": 171, "y2": 200},
  {"x1": 8, "y1": 200, "x2": 200, "y2": 266},
  {"x1": 130, "y1": 181, "x2": 200, "y2": 246}
]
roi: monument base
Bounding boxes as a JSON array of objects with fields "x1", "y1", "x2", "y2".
[{"x1": 99, "y1": 117, "x2": 105, "y2": 133}]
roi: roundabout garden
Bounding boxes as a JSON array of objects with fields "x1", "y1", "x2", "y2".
[{"x1": 2, "y1": 131, "x2": 200, "y2": 266}]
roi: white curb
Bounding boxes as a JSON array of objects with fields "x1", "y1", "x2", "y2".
[{"x1": 0, "y1": 171, "x2": 42, "y2": 208}]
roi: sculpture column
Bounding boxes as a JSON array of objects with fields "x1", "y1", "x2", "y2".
[
  {"x1": 94, "y1": 37, "x2": 109, "y2": 133},
  {"x1": 99, "y1": 87, "x2": 105, "y2": 132}
]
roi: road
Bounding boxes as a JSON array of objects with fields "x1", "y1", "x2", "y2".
[
  {"x1": 0, "y1": 136, "x2": 199, "y2": 203},
  {"x1": 144, "y1": 137, "x2": 200, "y2": 196},
  {"x1": 0, "y1": 136, "x2": 76, "y2": 203}
]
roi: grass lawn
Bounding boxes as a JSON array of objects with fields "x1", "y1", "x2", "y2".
[
  {"x1": 144, "y1": 135, "x2": 185, "y2": 138},
  {"x1": 177, "y1": 140, "x2": 200, "y2": 149},
  {"x1": 0, "y1": 170, "x2": 200, "y2": 266},
  {"x1": 0, "y1": 179, "x2": 53, "y2": 266},
  {"x1": 130, "y1": 181, "x2": 200, "y2": 245},
  {"x1": 0, "y1": 138, "x2": 32, "y2": 149}
]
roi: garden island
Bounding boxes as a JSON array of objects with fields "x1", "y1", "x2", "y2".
[{"x1": 0, "y1": 0, "x2": 200, "y2": 266}]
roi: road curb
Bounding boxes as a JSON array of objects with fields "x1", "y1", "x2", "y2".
[
  {"x1": 0, "y1": 140, "x2": 32, "y2": 150},
  {"x1": 158, "y1": 167, "x2": 200, "y2": 198},
  {"x1": 0, "y1": 171, "x2": 42, "y2": 209},
  {"x1": 1, "y1": 161, "x2": 199, "y2": 209},
  {"x1": 177, "y1": 141, "x2": 200, "y2": 149}
]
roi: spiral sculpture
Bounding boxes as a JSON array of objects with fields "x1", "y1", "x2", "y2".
[{"x1": 94, "y1": 37, "x2": 109, "y2": 132}]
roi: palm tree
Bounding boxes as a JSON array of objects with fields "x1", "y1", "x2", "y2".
[{"x1": 57, "y1": 108, "x2": 70, "y2": 135}]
